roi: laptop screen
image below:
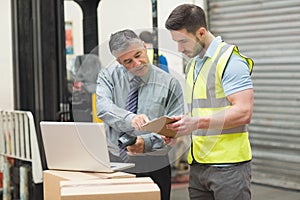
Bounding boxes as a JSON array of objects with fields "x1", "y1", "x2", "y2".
[{"x1": 40, "y1": 121, "x2": 114, "y2": 172}]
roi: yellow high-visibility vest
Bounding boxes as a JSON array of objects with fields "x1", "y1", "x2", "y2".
[{"x1": 186, "y1": 42, "x2": 253, "y2": 164}]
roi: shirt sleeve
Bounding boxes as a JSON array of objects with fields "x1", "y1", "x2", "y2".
[
  {"x1": 96, "y1": 69, "x2": 134, "y2": 133},
  {"x1": 222, "y1": 53, "x2": 253, "y2": 96},
  {"x1": 141, "y1": 133, "x2": 165, "y2": 152}
]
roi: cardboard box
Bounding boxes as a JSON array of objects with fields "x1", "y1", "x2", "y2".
[
  {"x1": 43, "y1": 170, "x2": 136, "y2": 200},
  {"x1": 60, "y1": 177, "x2": 160, "y2": 200},
  {"x1": 43, "y1": 170, "x2": 160, "y2": 200}
]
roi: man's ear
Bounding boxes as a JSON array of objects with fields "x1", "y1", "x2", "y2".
[
  {"x1": 195, "y1": 27, "x2": 206, "y2": 39},
  {"x1": 116, "y1": 57, "x2": 121, "y2": 64}
]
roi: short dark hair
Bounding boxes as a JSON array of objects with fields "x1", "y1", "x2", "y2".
[
  {"x1": 109, "y1": 29, "x2": 143, "y2": 57},
  {"x1": 139, "y1": 31, "x2": 153, "y2": 44},
  {"x1": 165, "y1": 4, "x2": 207, "y2": 34}
]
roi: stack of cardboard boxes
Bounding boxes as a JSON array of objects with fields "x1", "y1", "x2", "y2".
[{"x1": 43, "y1": 170, "x2": 160, "y2": 200}]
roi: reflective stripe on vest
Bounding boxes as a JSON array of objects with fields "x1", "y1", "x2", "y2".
[{"x1": 186, "y1": 42, "x2": 253, "y2": 164}]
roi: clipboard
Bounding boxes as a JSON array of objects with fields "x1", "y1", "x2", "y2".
[{"x1": 141, "y1": 116, "x2": 178, "y2": 138}]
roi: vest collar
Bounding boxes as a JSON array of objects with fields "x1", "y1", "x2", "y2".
[{"x1": 196, "y1": 36, "x2": 223, "y2": 62}]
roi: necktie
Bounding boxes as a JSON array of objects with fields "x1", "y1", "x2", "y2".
[
  {"x1": 126, "y1": 77, "x2": 142, "y2": 114},
  {"x1": 118, "y1": 77, "x2": 142, "y2": 161}
]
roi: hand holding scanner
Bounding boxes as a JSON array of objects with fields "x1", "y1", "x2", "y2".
[{"x1": 118, "y1": 133, "x2": 137, "y2": 149}]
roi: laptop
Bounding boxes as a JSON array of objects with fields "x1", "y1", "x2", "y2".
[{"x1": 40, "y1": 121, "x2": 135, "y2": 173}]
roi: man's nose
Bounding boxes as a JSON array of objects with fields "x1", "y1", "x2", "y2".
[
  {"x1": 178, "y1": 44, "x2": 184, "y2": 53},
  {"x1": 132, "y1": 58, "x2": 141, "y2": 67}
]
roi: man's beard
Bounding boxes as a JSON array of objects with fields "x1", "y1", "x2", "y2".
[
  {"x1": 183, "y1": 40, "x2": 205, "y2": 58},
  {"x1": 191, "y1": 38, "x2": 205, "y2": 58},
  {"x1": 130, "y1": 63, "x2": 149, "y2": 76}
]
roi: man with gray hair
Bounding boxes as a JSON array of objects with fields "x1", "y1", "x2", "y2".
[{"x1": 96, "y1": 29, "x2": 184, "y2": 200}]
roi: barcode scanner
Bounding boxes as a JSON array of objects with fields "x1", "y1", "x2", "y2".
[{"x1": 118, "y1": 133, "x2": 137, "y2": 149}]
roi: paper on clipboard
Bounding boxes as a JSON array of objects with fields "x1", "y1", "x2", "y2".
[{"x1": 141, "y1": 116, "x2": 178, "y2": 138}]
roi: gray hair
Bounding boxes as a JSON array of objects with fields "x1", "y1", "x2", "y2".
[{"x1": 109, "y1": 29, "x2": 143, "y2": 57}]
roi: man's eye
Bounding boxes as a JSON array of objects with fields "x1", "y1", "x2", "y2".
[
  {"x1": 135, "y1": 53, "x2": 141, "y2": 58},
  {"x1": 124, "y1": 60, "x2": 132, "y2": 65}
]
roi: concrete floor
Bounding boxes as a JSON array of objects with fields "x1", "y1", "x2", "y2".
[{"x1": 170, "y1": 183, "x2": 300, "y2": 200}]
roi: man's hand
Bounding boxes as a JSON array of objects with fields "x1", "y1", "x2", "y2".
[
  {"x1": 162, "y1": 136, "x2": 177, "y2": 146},
  {"x1": 131, "y1": 114, "x2": 149, "y2": 131},
  {"x1": 166, "y1": 115, "x2": 199, "y2": 137},
  {"x1": 127, "y1": 136, "x2": 145, "y2": 154}
]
